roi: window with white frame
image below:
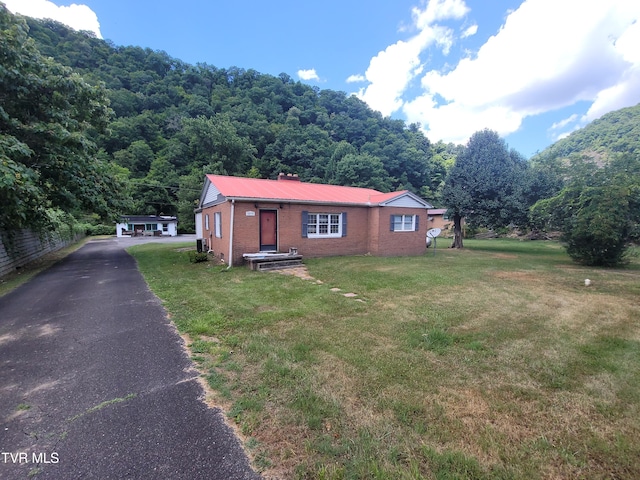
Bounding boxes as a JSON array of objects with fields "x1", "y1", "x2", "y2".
[
  {"x1": 307, "y1": 213, "x2": 342, "y2": 238},
  {"x1": 214, "y1": 212, "x2": 222, "y2": 238},
  {"x1": 391, "y1": 214, "x2": 418, "y2": 232},
  {"x1": 205, "y1": 214, "x2": 210, "y2": 231}
]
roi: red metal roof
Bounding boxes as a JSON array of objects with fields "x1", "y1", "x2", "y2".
[{"x1": 206, "y1": 174, "x2": 411, "y2": 206}]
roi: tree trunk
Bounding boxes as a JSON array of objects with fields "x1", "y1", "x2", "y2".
[{"x1": 450, "y1": 213, "x2": 464, "y2": 248}]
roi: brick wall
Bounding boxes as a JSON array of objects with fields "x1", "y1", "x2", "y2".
[
  {"x1": 200, "y1": 200, "x2": 429, "y2": 265},
  {"x1": 372, "y1": 208, "x2": 429, "y2": 256},
  {"x1": 201, "y1": 202, "x2": 232, "y2": 263},
  {"x1": 231, "y1": 202, "x2": 371, "y2": 265},
  {"x1": 428, "y1": 214, "x2": 453, "y2": 233}
]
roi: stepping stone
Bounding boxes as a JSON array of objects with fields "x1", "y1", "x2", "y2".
[
  {"x1": 330, "y1": 288, "x2": 342, "y2": 292},
  {"x1": 343, "y1": 292, "x2": 358, "y2": 298}
]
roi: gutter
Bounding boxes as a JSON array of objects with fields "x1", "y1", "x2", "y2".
[{"x1": 227, "y1": 199, "x2": 235, "y2": 268}]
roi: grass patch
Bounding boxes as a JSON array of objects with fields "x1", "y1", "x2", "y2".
[
  {"x1": 67, "y1": 393, "x2": 137, "y2": 422},
  {"x1": 130, "y1": 239, "x2": 640, "y2": 479}
]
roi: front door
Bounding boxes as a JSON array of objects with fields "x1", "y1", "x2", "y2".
[{"x1": 259, "y1": 210, "x2": 277, "y2": 251}]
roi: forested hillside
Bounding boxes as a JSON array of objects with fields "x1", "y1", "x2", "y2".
[
  {"x1": 532, "y1": 103, "x2": 640, "y2": 164},
  {"x1": 25, "y1": 16, "x2": 453, "y2": 231}
]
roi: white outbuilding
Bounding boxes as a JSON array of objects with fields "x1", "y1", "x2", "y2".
[{"x1": 116, "y1": 215, "x2": 178, "y2": 237}]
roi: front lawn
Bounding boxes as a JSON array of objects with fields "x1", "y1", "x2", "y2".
[{"x1": 130, "y1": 239, "x2": 640, "y2": 479}]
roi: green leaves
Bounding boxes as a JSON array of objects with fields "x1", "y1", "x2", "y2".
[
  {"x1": 0, "y1": 5, "x2": 127, "y2": 232},
  {"x1": 181, "y1": 115, "x2": 257, "y2": 175},
  {"x1": 442, "y1": 129, "x2": 529, "y2": 231},
  {"x1": 334, "y1": 152, "x2": 392, "y2": 192},
  {"x1": 531, "y1": 154, "x2": 640, "y2": 266}
]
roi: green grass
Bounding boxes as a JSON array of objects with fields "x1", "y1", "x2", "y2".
[{"x1": 130, "y1": 239, "x2": 640, "y2": 479}]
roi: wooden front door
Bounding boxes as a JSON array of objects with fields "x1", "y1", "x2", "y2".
[{"x1": 259, "y1": 210, "x2": 277, "y2": 251}]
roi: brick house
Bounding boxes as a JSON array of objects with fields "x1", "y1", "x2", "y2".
[
  {"x1": 426, "y1": 209, "x2": 452, "y2": 232},
  {"x1": 196, "y1": 173, "x2": 434, "y2": 267}
]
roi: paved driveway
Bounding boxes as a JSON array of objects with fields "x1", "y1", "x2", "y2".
[{"x1": 0, "y1": 237, "x2": 260, "y2": 479}]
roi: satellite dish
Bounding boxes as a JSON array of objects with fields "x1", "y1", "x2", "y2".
[{"x1": 427, "y1": 228, "x2": 441, "y2": 238}]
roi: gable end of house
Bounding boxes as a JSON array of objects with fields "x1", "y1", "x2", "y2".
[
  {"x1": 200, "y1": 178, "x2": 226, "y2": 208},
  {"x1": 377, "y1": 191, "x2": 433, "y2": 209}
]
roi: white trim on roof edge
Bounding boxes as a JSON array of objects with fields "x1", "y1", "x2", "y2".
[{"x1": 378, "y1": 191, "x2": 433, "y2": 208}]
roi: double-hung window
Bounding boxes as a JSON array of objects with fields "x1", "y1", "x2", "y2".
[
  {"x1": 302, "y1": 212, "x2": 346, "y2": 238},
  {"x1": 214, "y1": 212, "x2": 222, "y2": 238},
  {"x1": 390, "y1": 214, "x2": 419, "y2": 232}
]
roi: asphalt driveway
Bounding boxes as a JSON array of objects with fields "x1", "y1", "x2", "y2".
[{"x1": 0, "y1": 237, "x2": 260, "y2": 479}]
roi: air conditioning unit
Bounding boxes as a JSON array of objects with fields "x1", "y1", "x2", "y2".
[{"x1": 196, "y1": 239, "x2": 204, "y2": 253}]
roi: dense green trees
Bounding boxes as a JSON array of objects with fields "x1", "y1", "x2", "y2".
[
  {"x1": 528, "y1": 105, "x2": 640, "y2": 266},
  {"x1": 334, "y1": 153, "x2": 392, "y2": 191},
  {"x1": 532, "y1": 104, "x2": 640, "y2": 163},
  {"x1": 441, "y1": 130, "x2": 529, "y2": 248},
  {"x1": 531, "y1": 154, "x2": 640, "y2": 266},
  {"x1": 21, "y1": 15, "x2": 443, "y2": 231},
  {"x1": 0, "y1": 5, "x2": 129, "y2": 235}
]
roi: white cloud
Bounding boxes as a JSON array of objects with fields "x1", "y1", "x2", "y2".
[
  {"x1": 346, "y1": 74, "x2": 366, "y2": 83},
  {"x1": 4, "y1": 0, "x2": 102, "y2": 38},
  {"x1": 297, "y1": 68, "x2": 320, "y2": 81},
  {"x1": 356, "y1": 0, "x2": 468, "y2": 117},
  {"x1": 400, "y1": 0, "x2": 640, "y2": 145},
  {"x1": 413, "y1": 0, "x2": 469, "y2": 28},
  {"x1": 550, "y1": 114, "x2": 578, "y2": 131},
  {"x1": 356, "y1": 35, "x2": 428, "y2": 116},
  {"x1": 461, "y1": 24, "x2": 477, "y2": 38},
  {"x1": 547, "y1": 114, "x2": 582, "y2": 142},
  {"x1": 581, "y1": 18, "x2": 640, "y2": 123}
]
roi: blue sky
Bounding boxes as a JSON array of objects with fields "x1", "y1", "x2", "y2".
[{"x1": 7, "y1": 0, "x2": 640, "y2": 158}]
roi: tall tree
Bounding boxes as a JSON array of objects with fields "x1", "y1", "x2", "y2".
[
  {"x1": 441, "y1": 129, "x2": 527, "y2": 248},
  {"x1": 530, "y1": 154, "x2": 640, "y2": 266},
  {"x1": 0, "y1": 6, "x2": 129, "y2": 233}
]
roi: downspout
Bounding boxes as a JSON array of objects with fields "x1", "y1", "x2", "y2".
[{"x1": 227, "y1": 199, "x2": 235, "y2": 268}]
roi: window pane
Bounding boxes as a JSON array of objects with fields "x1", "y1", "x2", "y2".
[
  {"x1": 404, "y1": 216, "x2": 413, "y2": 230},
  {"x1": 394, "y1": 216, "x2": 403, "y2": 230},
  {"x1": 215, "y1": 212, "x2": 222, "y2": 237},
  {"x1": 308, "y1": 213, "x2": 342, "y2": 236}
]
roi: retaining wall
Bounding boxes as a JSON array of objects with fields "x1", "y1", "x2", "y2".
[{"x1": 0, "y1": 230, "x2": 83, "y2": 278}]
